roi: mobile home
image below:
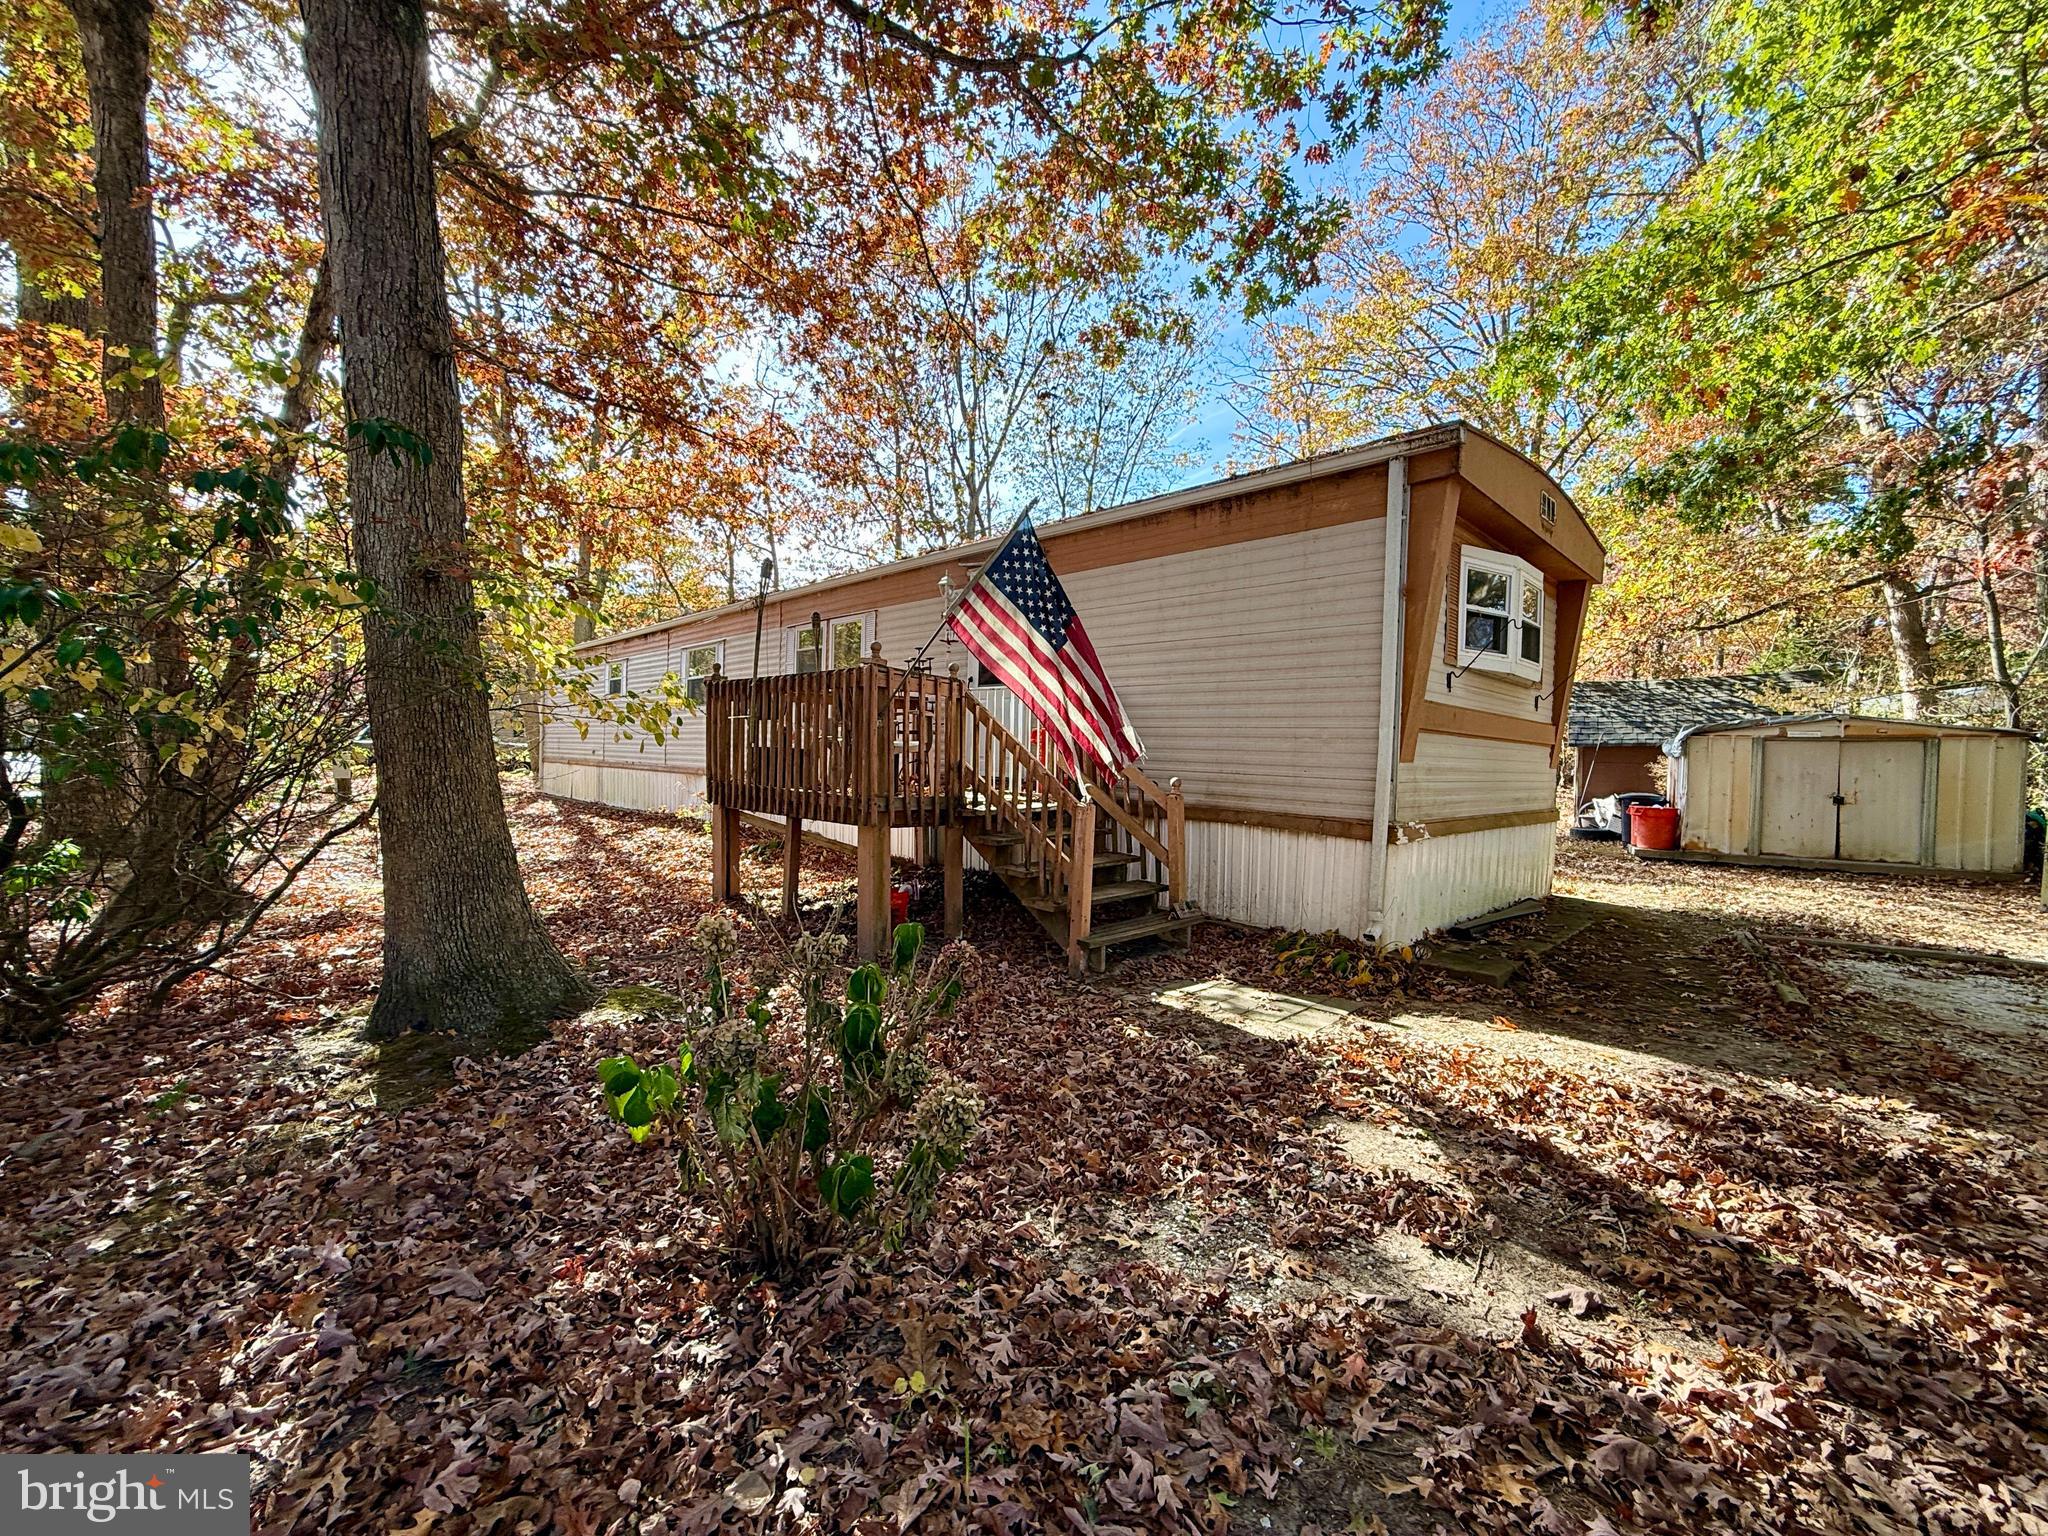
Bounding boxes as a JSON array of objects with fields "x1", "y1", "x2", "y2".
[{"x1": 544, "y1": 422, "x2": 1604, "y2": 952}]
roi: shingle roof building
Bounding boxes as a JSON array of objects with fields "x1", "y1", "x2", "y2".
[{"x1": 1564, "y1": 672, "x2": 1825, "y2": 749}]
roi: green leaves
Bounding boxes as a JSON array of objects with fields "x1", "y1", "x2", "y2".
[
  {"x1": 799, "y1": 1088, "x2": 832, "y2": 1154},
  {"x1": 847, "y1": 963, "x2": 884, "y2": 1008},
  {"x1": 817, "y1": 1154, "x2": 875, "y2": 1218},
  {"x1": 592, "y1": 913, "x2": 974, "y2": 1270},
  {"x1": 890, "y1": 922, "x2": 924, "y2": 978},
  {"x1": 346, "y1": 418, "x2": 435, "y2": 469},
  {"x1": 597, "y1": 1053, "x2": 681, "y2": 1143}
]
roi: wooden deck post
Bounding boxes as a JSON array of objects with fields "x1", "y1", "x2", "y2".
[
  {"x1": 1165, "y1": 776, "x2": 1186, "y2": 909},
  {"x1": 855, "y1": 822, "x2": 891, "y2": 960},
  {"x1": 1066, "y1": 800, "x2": 1096, "y2": 975},
  {"x1": 710, "y1": 802, "x2": 741, "y2": 904},
  {"x1": 942, "y1": 823, "x2": 964, "y2": 939},
  {"x1": 782, "y1": 817, "x2": 803, "y2": 917}
]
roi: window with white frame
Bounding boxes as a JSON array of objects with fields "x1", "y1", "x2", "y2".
[
  {"x1": 791, "y1": 613, "x2": 872, "y2": 673},
  {"x1": 830, "y1": 614, "x2": 869, "y2": 668},
  {"x1": 684, "y1": 642, "x2": 722, "y2": 703},
  {"x1": 1457, "y1": 549, "x2": 1544, "y2": 682},
  {"x1": 792, "y1": 623, "x2": 823, "y2": 674},
  {"x1": 601, "y1": 660, "x2": 626, "y2": 697}
]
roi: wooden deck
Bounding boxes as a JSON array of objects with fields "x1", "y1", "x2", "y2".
[{"x1": 703, "y1": 653, "x2": 1193, "y2": 968}]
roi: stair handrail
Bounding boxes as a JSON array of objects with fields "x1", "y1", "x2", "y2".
[
  {"x1": 1083, "y1": 778, "x2": 1170, "y2": 866},
  {"x1": 1084, "y1": 762, "x2": 1186, "y2": 909},
  {"x1": 957, "y1": 691, "x2": 1082, "y2": 886}
]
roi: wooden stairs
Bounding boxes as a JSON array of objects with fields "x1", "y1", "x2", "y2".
[
  {"x1": 957, "y1": 693, "x2": 1197, "y2": 974},
  {"x1": 703, "y1": 657, "x2": 1196, "y2": 971}
]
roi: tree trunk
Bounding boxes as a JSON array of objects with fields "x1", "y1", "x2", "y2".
[
  {"x1": 67, "y1": 0, "x2": 161, "y2": 429},
  {"x1": 2033, "y1": 362, "x2": 2048, "y2": 637},
  {"x1": 1880, "y1": 568, "x2": 1938, "y2": 719},
  {"x1": 66, "y1": 0, "x2": 208, "y2": 901},
  {"x1": 302, "y1": 0, "x2": 590, "y2": 1040},
  {"x1": 1979, "y1": 561, "x2": 2023, "y2": 728}
]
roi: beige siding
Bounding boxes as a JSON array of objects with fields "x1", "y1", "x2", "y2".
[
  {"x1": 1934, "y1": 734, "x2": 2027, "y2": 873},
  {"x1": 1393, "y1": 732, "x2": 1554, "y2": 823},
  {"x1": 547, "y1": 518, "x2": 1387, "y2": 822},
  {"x1": 1056, "y1": 521, "x2": 1384, "y2": 819}
]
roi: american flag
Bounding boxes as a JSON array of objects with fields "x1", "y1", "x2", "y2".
[{"x1": 948, "y1": 516, "x2": 1143, "y2": 783}]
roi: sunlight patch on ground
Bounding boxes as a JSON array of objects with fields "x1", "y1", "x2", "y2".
[{"x1": 1150, "y1": 977, "x2": 1357, "y2": 1039}]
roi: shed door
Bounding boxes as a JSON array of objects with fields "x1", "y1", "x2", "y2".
[
  {"x1": 1838, "y1": 740, "x2": 1925, "y2": 863},
  {"x1": 1757, "y1": 739, "x2": 1841, "y2": 859}
]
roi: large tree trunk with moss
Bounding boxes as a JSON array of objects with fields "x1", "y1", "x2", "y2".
[{"x1": 302, "y1": 0, "x2": 590, "y2": 1040}]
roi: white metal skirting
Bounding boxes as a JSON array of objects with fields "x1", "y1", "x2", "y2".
[
  {"x1": 1378, "y1": 820, "x2": 1557, "y2": 947},
  {"x1": 541, "y1": 742, "x2": 1546, "y2": 944},
  {"x1": 1185, "y1": 820, "x2": 1375, "y2": 936},
  {"x1": 539, "y1": 762, "x2": 921, "y2": 859},
  {"x1": 539, "y1": 761, "x2": 707, "y2": 813}
]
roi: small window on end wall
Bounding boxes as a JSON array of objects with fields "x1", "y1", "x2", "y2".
[
  {"x1": 602, "y1": 661, "x2": 626, "y2": 697},
  {"x1": 1458, "y1": 550, "x2": 1543, "y2": 683},
  {"x1": 684, "y1": 643, "x2": 722, "y2": 703}
]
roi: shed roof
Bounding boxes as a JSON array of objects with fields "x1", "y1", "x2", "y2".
[
  {"x1": 1564, "y1": 672, "x2": 1823, "y2": 748},
  {"x1": 1669, "y1": 711, "x2": 2035, "y2": 753}
]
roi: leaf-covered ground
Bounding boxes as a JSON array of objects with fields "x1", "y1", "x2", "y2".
[{"x1": 4, "y1": 787, "x2": 2046, "y2": 1535}]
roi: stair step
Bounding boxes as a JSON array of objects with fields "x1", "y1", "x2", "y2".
[
  {"x1": 1078, "y1": 910, "x2": 1200, "y2": 949},
  {"x1": 1092, "y1": 848, "x2": 1137, "y2": 871},
  {"x1": 1089, "y1": 878, "x2": 1165, "y2": 905},
  {"x1": 1023, "y1": 878, "x2": 1167, "y2": 914}
]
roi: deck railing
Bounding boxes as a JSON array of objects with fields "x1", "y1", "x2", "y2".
[
  {"x1": 705, "y1": 654, "x2": 1185, "y2": 969},
  {"x1": 704, "y1": 659, "x2": 966, "y2": 828}
]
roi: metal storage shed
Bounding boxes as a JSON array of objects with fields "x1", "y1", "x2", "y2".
[{"x1": 1664, "y1": 714, "x2": 2032, "y2": 876}]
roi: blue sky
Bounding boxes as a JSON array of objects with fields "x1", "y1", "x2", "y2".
[{"x1": 1175, "y1": 0, "x2": 1502, "y2": 473}]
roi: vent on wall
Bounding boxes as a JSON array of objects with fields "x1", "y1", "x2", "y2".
[{"x1": 1539, "y1": 492, "x2": 1557, "y2": 530}]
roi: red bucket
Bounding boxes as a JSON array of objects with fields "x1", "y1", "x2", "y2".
[
  {"x1": 889, "y1": 888, "x2": 911, "y2": 927},
  {"x1": 1629, "y1": 805, "x2": 1681, "y2": 851}
]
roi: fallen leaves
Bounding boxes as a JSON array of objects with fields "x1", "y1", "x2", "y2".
[{"x1": 2, "y1": 789, "x2": 2046, "y2": 1535}]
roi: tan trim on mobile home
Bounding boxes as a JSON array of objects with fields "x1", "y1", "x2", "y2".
[
  {"x1": 1388, "y1": 806, "x2": 1559, "y2": 839},
  {"x1": 1400, "y1": 474, "x2": 1462, "y2": 763},
  {"x1": 1414, "y1": 701, "x2": 1557, "y2": 747},
  {"x1": 1183, "y1": 803, "x2": 1376, "y2": 840}
]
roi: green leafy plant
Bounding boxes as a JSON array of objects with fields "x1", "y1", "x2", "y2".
[{"x1": 597, "y1": 913, "x2": 978, "y2": 1272}]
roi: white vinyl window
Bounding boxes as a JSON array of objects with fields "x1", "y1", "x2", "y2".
[
  {"x1": 792, "y1": 623, "x2": 823, "y2": 675},
  {"x1": 791, "y1": 613, "x2": 872, "y2": 673},
  {"x1": 1458, "y1": 550, "x2": 1544, "y2": 683},
  {"x1": 602, "y1": 660, "x2": 626, "y2": 697},
  {"x1": 684, "y1": 642, "x2": 722, "y2": 703},
  {"x1": 830, "y1": 614, "x2": 869, "y2": 669}
]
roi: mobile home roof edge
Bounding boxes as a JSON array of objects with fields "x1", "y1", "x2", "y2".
[{"x1": 573, "y1": 422, "x2": 1474, "y2": 654}]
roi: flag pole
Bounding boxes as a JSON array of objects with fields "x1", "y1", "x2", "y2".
[{"x1": 888, "y1": 500, "x2": 1037, "y2": 706}]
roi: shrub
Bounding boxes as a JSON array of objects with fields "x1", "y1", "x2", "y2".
[{"x1": 597, "y1": 913, "x2": 979, "y2": 1272}]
